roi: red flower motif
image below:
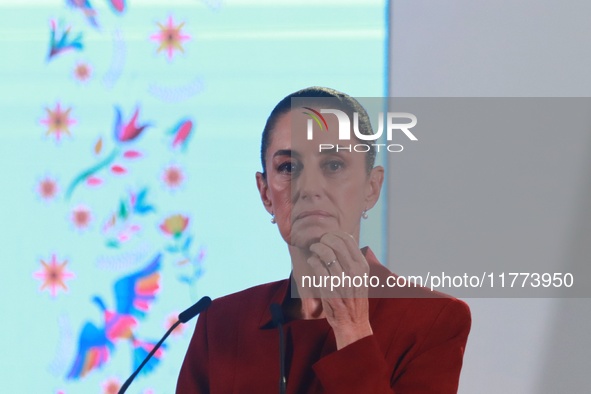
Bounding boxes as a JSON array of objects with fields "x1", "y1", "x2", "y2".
[{"x1": 113, "y1": 106, "x2": 150, "y2": 143}]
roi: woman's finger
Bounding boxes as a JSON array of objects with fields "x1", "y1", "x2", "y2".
[
  {"x1": 317, "y1": 232, "x2": 369, "y2": 277},
  {"x1": 309, "y1": 242, "x2": 338, "y2": 268}
]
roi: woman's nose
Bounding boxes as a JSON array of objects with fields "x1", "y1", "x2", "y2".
[{"x1": 294, "y1": 166, "x2": 324, "y2": 200}]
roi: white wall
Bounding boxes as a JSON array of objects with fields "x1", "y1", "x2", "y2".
[{"x1": 388, "y1": 1, "x2": 591, "y2": 392}]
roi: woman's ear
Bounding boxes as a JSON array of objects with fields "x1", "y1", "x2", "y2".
[
  {"x1": 365, "y1": 165, "x2": 384, "y2": 209},
  {"x1": 256, "y1": 171, "x2": 273, "y2": 214}
]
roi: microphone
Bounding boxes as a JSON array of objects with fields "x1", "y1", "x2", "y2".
[
  {"x1": 270, "y1": 303, "x2": 286, "y2": 394},
  {"x1": 179, "y1": 296, "x2": 212, "y2": 323},
  {"x1": 118, "y1": 296, "x2": 212, "y2": 394}
]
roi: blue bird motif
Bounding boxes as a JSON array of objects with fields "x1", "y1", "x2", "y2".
[{"x1": 66, "y1": 254, "x2": 163, "y2": 379}]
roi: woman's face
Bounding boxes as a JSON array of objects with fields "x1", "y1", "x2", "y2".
[{"x1": 256, "y1": 108, "x2": 384, "y2": 250}]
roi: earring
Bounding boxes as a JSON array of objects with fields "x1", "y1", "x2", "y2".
[
  {"x1": 270, "y1": 213, "x2": 276, "y2": 224},
  {"x1": 362, "y1": 209, "x2": 368, "y2": 219}
]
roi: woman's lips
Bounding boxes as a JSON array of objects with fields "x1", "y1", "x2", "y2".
[{"x1": 295, "y1": 210, "x2": 332, "y2": 220}]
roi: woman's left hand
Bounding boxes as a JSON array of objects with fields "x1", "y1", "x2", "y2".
[{"x1": 307, "y1": 231, "x2": 373, "y2": 349}]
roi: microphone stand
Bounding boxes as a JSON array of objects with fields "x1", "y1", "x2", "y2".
[
  {"x1": 270, "y1": 303, "x2": 287, "y2": 394},
  {"x1": 118, "y1": 296, "x2": 212, "y2": 394},
  {"x1": 118, "y1": 321, "x2": 179, "y2": 393}
]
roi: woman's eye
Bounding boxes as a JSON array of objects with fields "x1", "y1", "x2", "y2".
[
  {"x1": 277, "y1": 161, "x2": 300, "y2": 174},
  {"x1": 325, "y1": 160, "x2": 344, "y2": 172}
]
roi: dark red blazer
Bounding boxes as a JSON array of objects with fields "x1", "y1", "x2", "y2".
[{"x1": 176, "y1": 248, "x2": 471, "y2": 393}]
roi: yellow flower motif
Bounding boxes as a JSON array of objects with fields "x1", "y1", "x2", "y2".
[{"x1": 160, "y1": 214, "x2": 189, "y2": 237}]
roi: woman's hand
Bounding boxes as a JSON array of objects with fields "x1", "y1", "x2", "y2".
[{"x1": 307, "y1": 231, "x2": 373, "y2": 349}]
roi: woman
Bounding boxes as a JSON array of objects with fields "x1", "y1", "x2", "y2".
[{"x1": 176, "y1": 87, "x2": 471, "y2": 393}]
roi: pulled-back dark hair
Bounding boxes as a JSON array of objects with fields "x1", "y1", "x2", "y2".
[{"x1": 260, "y1": 86, "x2": 376, "y2": 177}]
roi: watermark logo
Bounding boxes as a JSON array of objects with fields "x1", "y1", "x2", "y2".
[
  {"x1": 304, "y1": 108, "x2": 418, "y2": 153},
  {"x1": 302, "y1": 107, "x2": 328, "y2": 132}
]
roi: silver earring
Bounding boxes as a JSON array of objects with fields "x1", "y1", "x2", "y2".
[
  {"x1": 270, "y1": 213, "x2": 276, "y2": 224},
  {"x1": 362, "y1": 210, "x2": 368, "y2": 219}
]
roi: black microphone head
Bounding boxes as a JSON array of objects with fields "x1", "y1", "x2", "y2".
[
  {"x1": 270, "y1": 303, "x2": 285, "y2": 326},
  {"x1": 178, "y1": 296, "x2": 212, "y2": 323}
]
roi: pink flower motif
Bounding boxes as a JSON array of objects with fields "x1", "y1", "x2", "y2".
[
  {"x1": 150, "y1": 15, "x2": 190, "y2": 61},
  {"x1": 86, "y1": 176, "x2": 103, "y2": 186},
  {"x1": 38, "y1": 177, "x2": 59, "y2": 200},
  {"x1": 170, "y1": 118, "x2": 193, "y2": 149},
  {"x1": 116, "y1": 224, "x2": 141, "y2": 243},
  {"x1": 40, "y1": 102, "x2": 76, "y2": 141},
  {"x1": 71, "y1": 205, "x2": 92, "y2": 230},
  {"x1": 102, "y1": 377, "x2": 121, "y2": 394},
  {"x1": 113, "y1": 106, "x2": 150, "y2": 143},
  {"x1": 123, "y1": 150, "x2": 142, "y2": 159},
  {"x1": 73, "y1": 62, "x2": 92, "y2": 82},
  {"x1": 33, "y1": 254, "x2": 75, "y2": 297},
  {"x1": 111, "y1": 165, "x2": 127, "y2": 174},
  {"x1": 108, "y1": 0, "x2": 125, "y2": 13},
  {"x1": 160, "y1": 214, "x2": 189, "y2": 238},
  {"x1": 162, "y1": 165, "x2": 184, "y2": 189}
]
